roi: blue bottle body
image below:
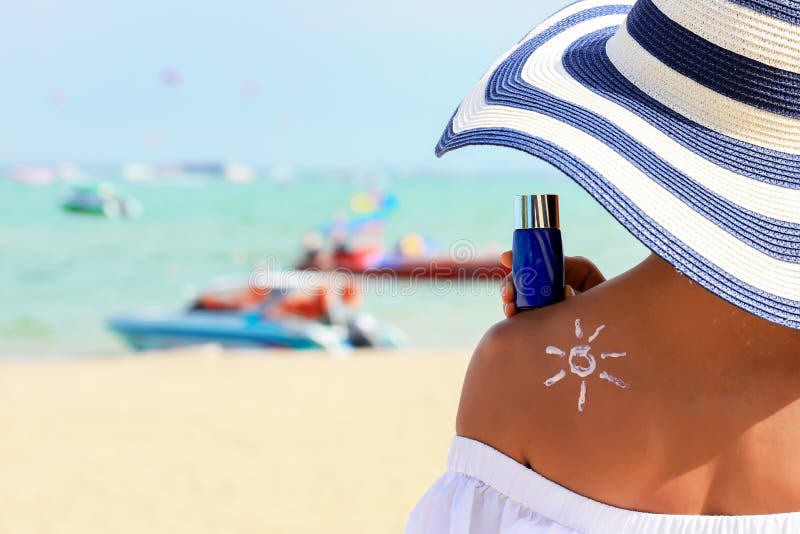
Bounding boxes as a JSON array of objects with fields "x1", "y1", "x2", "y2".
[{"x1": 512, "y1": 228, "x2": 565, "y2": 310}]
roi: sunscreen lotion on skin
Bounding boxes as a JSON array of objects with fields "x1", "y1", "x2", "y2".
[{"x1": 512, "y1": 194, "x2": 565, "y2": 310}]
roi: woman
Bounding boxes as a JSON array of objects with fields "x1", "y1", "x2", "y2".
[{"x1": 407, "y1": 0, "x2": 800, "y2": 531}]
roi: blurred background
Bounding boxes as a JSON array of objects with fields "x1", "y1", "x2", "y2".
[
  {"x1": 0, "y1": 0, "x2": 647, "y2": 532},
  {"x1": 1, "y1": 0, "x2": 648, "y2": 359}
]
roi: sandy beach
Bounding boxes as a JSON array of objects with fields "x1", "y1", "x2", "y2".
[{"x1": 0, "y1": 348, "x2": 470, "y2": 534}]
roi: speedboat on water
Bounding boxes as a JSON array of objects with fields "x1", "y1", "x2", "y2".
[
  {"x1": 61, "y1": 183, "x2": 142, "y2": 218},
  {"x1": 294, "y1": 191, "x2": 508, "y2": 281},
  {"x1": 108, "y1": 272, "x2": 403, "y2": 353},
  {"x1": 297, "y1": 251, "x2": 509, "y2": 280},
  {"x1": 109, "y1": 309, "x2": 349, "y2": 352},
  {"x1": 297, "y1": 232, "x2": 509, "y2": 281}
]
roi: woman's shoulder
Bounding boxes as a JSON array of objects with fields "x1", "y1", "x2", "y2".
[
  {"x1": 455, "y1": 283, "x2": 800, "y2": 514},
  {"x1": 455, "y1": 290, "x2": 644, "y2": 465}
]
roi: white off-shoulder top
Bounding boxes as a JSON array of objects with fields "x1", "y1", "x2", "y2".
[{"x1": 406, "y1": 436, "x2": 800, "y2": 533}]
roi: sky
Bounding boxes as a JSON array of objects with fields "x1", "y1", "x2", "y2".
[{"x1": 0, "y1": 0, "x2": 572, "y2": 172}]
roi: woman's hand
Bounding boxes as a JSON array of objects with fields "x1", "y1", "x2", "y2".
[{"x1": 500, "y1": 251, "x2": 606, "y2": 318}]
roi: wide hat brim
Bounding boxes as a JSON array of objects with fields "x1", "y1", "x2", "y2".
[{"x1": 437, "y1": 0, "x2": 800, "y2": 329}]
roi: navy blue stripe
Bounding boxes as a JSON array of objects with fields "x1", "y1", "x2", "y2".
[
  {"x1": 628, "y1": 0, "x2": 800, "y2": 118},
  {"x1": 728, "y1": 0, "x2": 800, "y2": 25},
  {"x1": 435, "y1": 4, "x2": 800, "y2": 326},
  {"x1": 469, "y1": 15, "x2": 800, "y2": 260},
  {"x1": 563, "y1": 30, "x2": 800, "y2": 188},
  {"x1": 449, "y1": 2, "x2": 800, "y2": 191},
  {"x1": 438, "y1": 125, "x2": 800, "y2": 329}
]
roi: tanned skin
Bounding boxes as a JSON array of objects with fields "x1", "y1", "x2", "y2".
[{"x1": 458, "y1": 252, "x2": 800, "y2": 515}]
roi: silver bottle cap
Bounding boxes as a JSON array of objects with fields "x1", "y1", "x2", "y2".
[{"x1": 514, "y1": 194, "x2": 560, "y2": 229}]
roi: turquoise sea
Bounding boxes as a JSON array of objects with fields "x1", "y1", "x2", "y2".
[{"x1": 0, "y1": 166, "x2": 647, "y2": 358}]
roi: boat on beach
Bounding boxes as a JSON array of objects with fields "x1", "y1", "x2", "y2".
[
  {"x1": 108, "y1": 273, "x2": 403, "y2": 353},
  {"x1": 109, "y1": 310, "x2": 349, "y2": 352}
]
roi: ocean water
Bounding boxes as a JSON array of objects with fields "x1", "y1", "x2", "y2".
[{"x1": 0, "y1": 168, "x2": 647, "y2": 358}]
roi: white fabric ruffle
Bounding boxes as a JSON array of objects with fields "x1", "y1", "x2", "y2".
[{"x1": 406, "y1": 436, "x2": 800, "y2": 533}]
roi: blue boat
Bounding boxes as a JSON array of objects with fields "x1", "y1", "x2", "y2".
[
  {"x1": 108, "y1": 310, "x2": 350, "y2": 352},
  {"x1": 108, "y1": 273, "x2": 403, "y2": 353}
]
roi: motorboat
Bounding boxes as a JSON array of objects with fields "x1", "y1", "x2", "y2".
[
  {"x1": 108, "y1": 272, "x2": 403, "y2": 353},
  {"x1": 61, "y1": 183, "x2": 141, "y2": 218}
]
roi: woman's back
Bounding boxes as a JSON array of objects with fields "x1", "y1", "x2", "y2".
[
  {"x1": 410, "y1": 0, "x2": 800, "y2": 528},
  {"x1": 456, "y1": 254, "x2": 800, "y2": 516}
]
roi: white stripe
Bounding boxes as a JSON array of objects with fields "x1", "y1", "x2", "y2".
[
  {"x1": 528, "y1": 16, "x2": 800, "y2": 223},
  {"x1": 461, "y1": 0, "x2": 800, "y2": 220},
  {"x1": 518, "y1": 0, "x2": 635, "y2": 43},
  {"x1": 651, "y1": 0, "x2": 800, "y2": 74},
  {"x1": 452, "y1": 14, "x2": 800, "y2": 300},
  {"x1": 606, "y1": 25, "x2": 800, "y2": 155},
  {"x1": 468, "y1": 1, "x2": 634, "y2": 109}
]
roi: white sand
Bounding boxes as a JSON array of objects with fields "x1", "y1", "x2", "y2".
[{"x1": 0, "y1": 348, "x2": 469, "y2": 533}]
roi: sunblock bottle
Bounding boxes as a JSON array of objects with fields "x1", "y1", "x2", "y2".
[{"x1": 512, "y1": 194, "x2": 565, "y2": 310}]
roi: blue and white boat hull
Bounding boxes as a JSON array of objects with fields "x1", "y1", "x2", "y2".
[{"x1": 108, "y1": 311, "x2": 349, "y2": 353}]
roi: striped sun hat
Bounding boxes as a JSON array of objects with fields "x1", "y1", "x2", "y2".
[{"x1": 437, "y1": 0, "x2": 800, "y2": 329}]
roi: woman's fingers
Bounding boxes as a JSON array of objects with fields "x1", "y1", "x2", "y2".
[
  {"x1": 565, "y1": 256, "x2": 606, "y2": 292},
  {"x1": 502, "y1": 252, "x2": 605, "y2": 292},
  {"x1": 499, "y1": 251, "x2": 602, "y2": 316},
  {"x1": 500, "y1": 250, "x2": 512, "y2": 269},
  {"x1": 505, "y1": 285, "x2": 575, "y2": 316},
  {"x1": 500, "y1": 251, "x2": 515, "y2": 317},
  {"x1": 501, "y1": 252, "x2": 515, "y2": 314},
  {"x1": 501, "y1": 274, "x2": 515, "y2": 304}
]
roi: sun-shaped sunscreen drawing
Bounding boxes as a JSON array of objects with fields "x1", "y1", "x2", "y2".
[{"x1": 544, "y1": 318, "x2": 629, "y2": 412}]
